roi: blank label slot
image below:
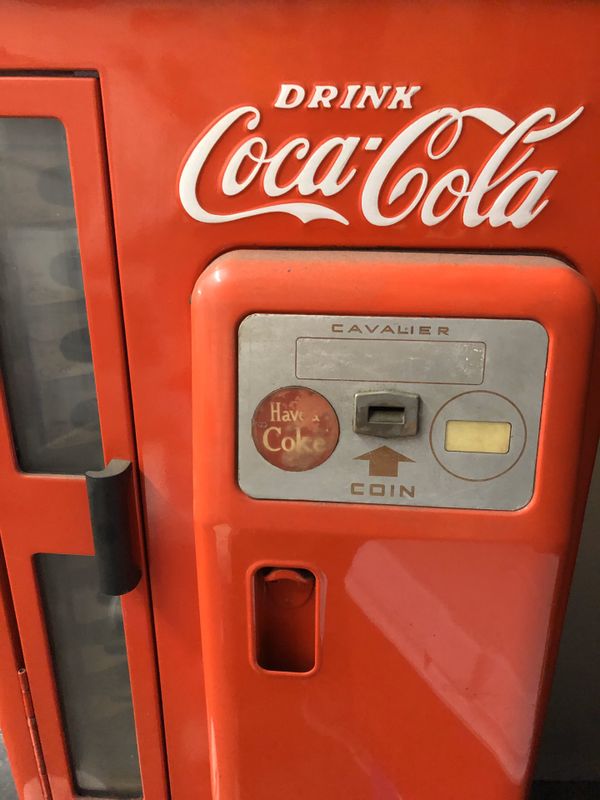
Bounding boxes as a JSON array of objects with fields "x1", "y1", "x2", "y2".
[{"x1": 296, "y1": 337, "x2": 486, "y2": 384}]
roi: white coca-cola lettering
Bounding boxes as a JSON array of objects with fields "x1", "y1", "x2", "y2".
[
  {"x1": 387, "y1": 86, "x2": 422, "y2": 110},
  {"x1": 276, "y1": 83, "x2": 306, "y2": 109},
  {"x1": 179, "y1": 104, "x2": 583, "y2": 228},
  {"x1": 274, "y1": 83, "x2": 422, "y2": 110}
]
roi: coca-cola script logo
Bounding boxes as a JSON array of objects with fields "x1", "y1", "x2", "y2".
[{"x1": 179, "y1": 83, "x2": 583, "y2": 229}]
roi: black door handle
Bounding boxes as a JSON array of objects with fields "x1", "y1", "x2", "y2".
[{"x1": 85, "y1": 459, "x2": 141, "y2": 596}]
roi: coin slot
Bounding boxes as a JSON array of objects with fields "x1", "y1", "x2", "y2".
[
  {"x1": 368, "y1": 405, "x2": 406, "y2": 425},
  {"x1": 354, "y1": 391, "x2": 420, "y2": 438}
]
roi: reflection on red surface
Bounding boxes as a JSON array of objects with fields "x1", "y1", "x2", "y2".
[{"x1": 347, "y1": 540, "x2": 558, "y2": 781}]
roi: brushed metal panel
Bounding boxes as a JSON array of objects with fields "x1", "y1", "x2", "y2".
[{"x1": 238, "y1": 314, "x2": 547, "y2": 511}]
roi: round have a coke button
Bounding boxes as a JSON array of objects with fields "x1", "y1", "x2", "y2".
[{"x1": 251, "y1": 386, "x2": 340, "y2": 471}]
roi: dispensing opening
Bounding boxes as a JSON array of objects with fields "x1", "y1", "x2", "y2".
[{"x1": 252, "y1": 567, "x2": 317, "y2": 674}]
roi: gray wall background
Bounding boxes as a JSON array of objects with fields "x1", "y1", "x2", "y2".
[
  {"x1": 0, "y1": 732, "x2": 16, "y2": 800},
  {"x1": 536, "y1": 445, "x2": 600, "y2": 779}
]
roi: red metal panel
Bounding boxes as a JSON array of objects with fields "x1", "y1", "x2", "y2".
[
  {"x1": 192, "y1": 251, "x2": 597, "y2": 799},
  {"x1": 0, "y1": 78, "x2": 167, "y2": 800},
  {"x1": 0, "y1": 548, "x2": 45, "y2": 800}
]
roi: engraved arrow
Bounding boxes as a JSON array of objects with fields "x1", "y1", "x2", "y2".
[{"x1": 354, "y1": 446, "x2": 414, "y2": 478}]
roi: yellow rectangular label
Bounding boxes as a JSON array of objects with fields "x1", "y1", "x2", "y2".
[{"x1": 444, "y1": 420, "x2": 512, "y2": 454}]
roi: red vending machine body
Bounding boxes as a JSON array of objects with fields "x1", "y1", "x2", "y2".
[
  {"x1": 192, "y1": 251, "x2": 596, "y2": 799},
  {"x1": 0, "y1": 3, "x2": 598, "y2": 800}
]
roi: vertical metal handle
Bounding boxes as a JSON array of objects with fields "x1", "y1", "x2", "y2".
[{"x1": 85, "y1": 459, "x2": 141, "y2": 596}]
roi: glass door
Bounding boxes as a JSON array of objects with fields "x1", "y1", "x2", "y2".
[{"x1": 0, "y1": 77, "x2": 167, "y2": 799}]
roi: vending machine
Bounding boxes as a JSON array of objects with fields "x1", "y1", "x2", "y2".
[{"x1": 0, "y1": 2, "x2": 598, "y2": 799}]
